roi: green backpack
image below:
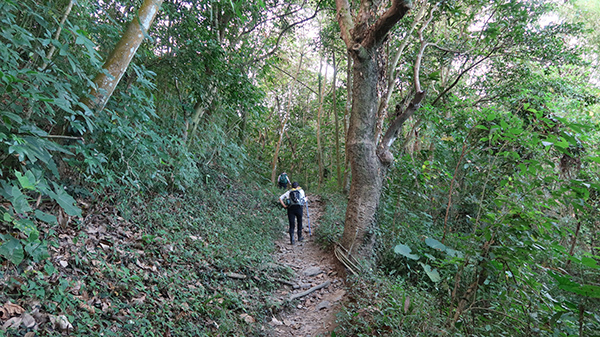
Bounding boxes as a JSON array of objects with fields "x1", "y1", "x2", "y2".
[{"x1": 278, "y1": 173, "x2": 288, "y2": 184}]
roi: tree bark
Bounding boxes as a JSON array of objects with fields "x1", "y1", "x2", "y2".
[
  {"x1": 342, "y1": 51, "x2": 352, "y2": 194},
  {"x1": 82, "y1": 0, "x2": 163, "y2": 114},
  {"x1": 316, "y1": 58, "x2": 328, "y2": 188},
  {"x1": 335, "y1": 0, "x2": 413, "y2": 263},
  {"x1": 332, "y1": 51, "x2": 342, "y2": 189}
]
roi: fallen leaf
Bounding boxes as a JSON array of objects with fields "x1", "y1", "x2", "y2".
[
  {"x1": 78, "y1": 301, "x2": 96, "y2": 314},
  {"x1": 131, "y1": 294, "x2": 146, "y2": 306},
  {"x1": 50, "y1": 315, "x2": 73, "y2": 332},
  {"x1": 240, "y1": 313, "x2": 255, "y2": 323},
  {"x1": 21, "y1": 313, "x2": 36, "y2": 328},
  {"x1": 0, "y1": 302, "x2": 25, "y2": 320},
  {"x1": 2, "y1": 317, "x2": 22, "y2": 329}
]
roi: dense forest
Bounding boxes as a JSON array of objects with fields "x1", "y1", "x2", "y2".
[{"x1": 1, "y1": 0, "x2": 599, "y2": 336}]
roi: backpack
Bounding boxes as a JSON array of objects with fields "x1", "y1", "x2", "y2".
[
  {"x1": 288, "y1": 189, "x2": 303, "y2": 206},
  {"x1": 278, "y1": 173, "x2": 288, "y2": 184}
]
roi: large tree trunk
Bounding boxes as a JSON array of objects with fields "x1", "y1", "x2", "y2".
[
  {"x1": 335, "y1": 0, "x2": 413, "y2": 263},
  {"x1": 82, "y1": 0, "x2": 163, "y2": 114},
  {"x1": 342, "y1": 50, "x2": 352, "y2": 194},
  {"x1": 340, "y1": 51, "x2": 386, "y2": 257}
]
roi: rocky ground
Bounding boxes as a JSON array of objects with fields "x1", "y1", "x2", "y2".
[{"x1": 267, "y1": 195, "x2": 347, "y2": 337}]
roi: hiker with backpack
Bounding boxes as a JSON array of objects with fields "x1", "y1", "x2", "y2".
[
  {"x1": 277, "y1": 172, "x2": 291, "y2": 189},
  {"x1": 279, "y1": 182, "x2": 307, "y2": 245}
]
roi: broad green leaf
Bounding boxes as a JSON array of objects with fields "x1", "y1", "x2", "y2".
[
  {"x1": 554, "y1": 137, "x2": 569, "y2": 149},
  {"x1": 49, "y1": 182, "x2": 81, "y2": 217},
  {"x1": 1, "y1": 111, "x2": 22, "y2": 123},
  {"x1": 35, "y1": 210, "x2": 57, "y2": 224},
  {"x1": 425, "y1": 237, "x2": 446, "y2": 251},
  {"x1": 550, "y1": 271, "x2": 600, "y2": 298},
  {"x1": 394, "y1": 244, "x2": 420, "y2": 260},
  {"x1": 13, "y1": 218, "x2": 37, "y2": 238},
  {"x1": 10, "y1": 186, "x2": 32, "y2": 214},
  {"x1": 419, "y1": 262, "x2": 441, "y2": 282},
  {"x1": 0, "y1": 236, "x2": 24, "y2": 265},
  {"x1": 15, "y1": 171, "x2": 35, "y2": 190},
  {"x1": 445, "y1": 248, "x2": 464, "y2": 258},
  {"x1": 424, "y1": 253, "x2": 436, "y2": 260},
  {"x1": 581, "y1": 257, "x2": 600, "y2": 269},
  {"x1": 25, "y1": 240, "x2": 49, "y2": 262}
]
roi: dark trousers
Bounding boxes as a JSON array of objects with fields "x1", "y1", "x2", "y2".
[
  {"x1": 287, "y1": 205, "x2": 303, "y2": 243},
  {"x1": 278, "y1": 182, "x2": 288, "y2": 189}
]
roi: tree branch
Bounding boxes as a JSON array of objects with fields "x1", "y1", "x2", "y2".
[
  {"x1": 377, "y1": 6, "x2": 441, "y2": 163},
  {"x1": 271, "y1": 64, "x2": 318, "y2": 95},
  {"x1": 431, "y1": 46, "x2": 500, "y2": 107},
  {"x1": 377, "y1": 90, "x2": 425, "y2": 164},
  {"x1": 335, "y1": 0, "x2": 354, "y2": 49},
  {"x1": 364, "y1": 0, "x2": 412, "y2": 49},
  {"x1": 251, "y1": 2, "x2": 323, "y2": 65}
]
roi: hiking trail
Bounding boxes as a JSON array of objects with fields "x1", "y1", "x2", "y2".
[{"x1": 267, "y1": 194, "x2": 347, "y2": 336}]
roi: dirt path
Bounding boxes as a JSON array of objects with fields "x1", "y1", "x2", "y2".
[{"x1": 267, "y1": 194, "x2": 346, "y2": 337}]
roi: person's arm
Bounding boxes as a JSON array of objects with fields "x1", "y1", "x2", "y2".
[{"x1": 279, "y1": 192, "x2": 288, "y2": 208}]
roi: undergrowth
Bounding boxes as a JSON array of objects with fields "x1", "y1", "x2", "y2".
[
  {"x1": 0, "y1": 174, "x2": 291, "y2": 336},
  {"x1": 313, "y1": 193, "x2": 347, "y2": 249}
]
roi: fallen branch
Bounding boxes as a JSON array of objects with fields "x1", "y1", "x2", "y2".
[
  {"x1": 273, "y1": 278, "x2": 297, "y2": 288},
  {"x1": 225, "y1": 272, "x2": 247, "y2": 280},
  {"x1": 289, "y1": 280, "x2": 330, "y2": 301}
]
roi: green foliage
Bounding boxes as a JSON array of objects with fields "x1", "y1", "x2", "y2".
[
  {"x1": 0, "y1": 0, "x2": 94, "y2": 267},
  {"x1": 314, "y1": 193, "x2": 346, "y2": 249},
  {"x1": 333, "y1": 274, "x2": 447, "y2": 336}
]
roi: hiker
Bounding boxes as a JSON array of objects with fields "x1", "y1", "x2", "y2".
[
  {"x1": 279, "y1": 182, "x2": 307, "y2": 245},
  {"x1": 277, "y1": 172, "x2": 290, "y2": 189}
]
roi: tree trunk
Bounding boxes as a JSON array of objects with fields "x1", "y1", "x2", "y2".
[
  {"x1": 336, "y1": 0, "x2": 413, "y2": 263},
  {"x1": 342, "y1": 50, "x2": 352, "y2": 194},
  {"x1": 41, "y1": 0, "x2": 74, "y2": 72},
  {"x1": 82, "y1": 0, "x2": 163, "y2": 114},
  {"x1": 271, "y1": 54, "x2": 303, "y2": 184},
  {"x1": 332, "y1": 51, "x2": 342, "y2": 189},
  {"x1": 316, "y1": 58, "x2": 328, "y2": 188},
  {"x1": 340, "y1": 52, "x2": 386, "y2": 259}
]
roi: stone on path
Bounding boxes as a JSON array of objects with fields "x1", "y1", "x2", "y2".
[
  {"x1": 303, "y1": 266, "x2": 322, "y2": 277},
  {"x1": 315, "y1": 301, "x2": 331, "y2": 311}
]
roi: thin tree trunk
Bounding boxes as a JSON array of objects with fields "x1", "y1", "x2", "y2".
[
  {"x1": 332, "y1": 51, "x2": 342, "y2": 189},
  {"x1": 82, "y1": 0, "x2": 163, "y2": 114},
  {"x1": 41, "y1": 0, "x2": 74, "y2": 71},
  {"x1": 316, "y1": 58, "x2": 328, "y2": 188},
  {"x1": 374, "y1": 1, "x2": 426, "y2": 142},
  {"x1": 271, "y1": 54, "x2": 303, "y2": 184}
]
